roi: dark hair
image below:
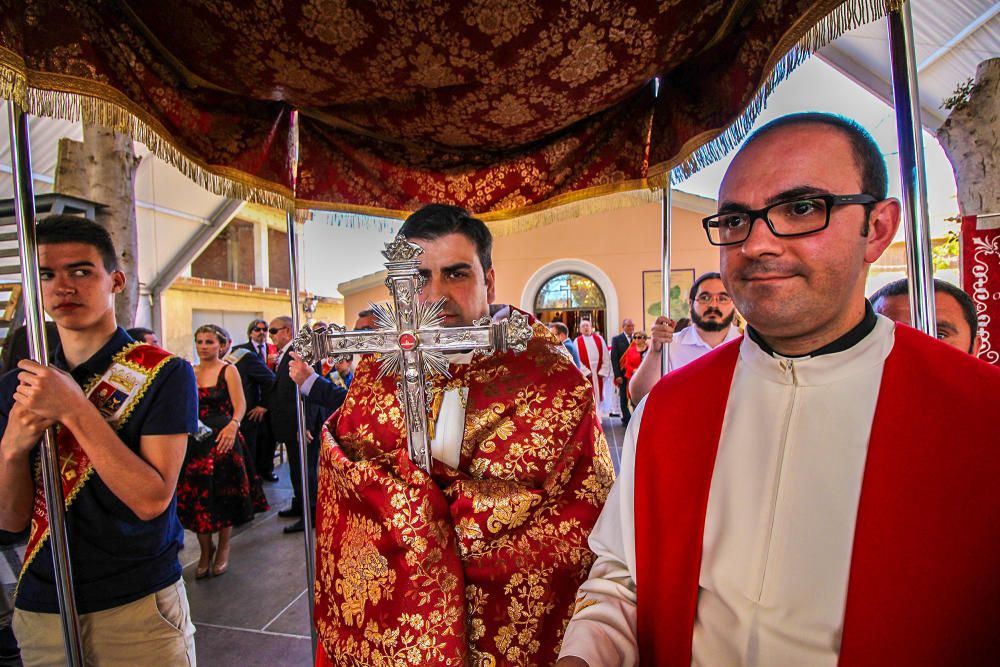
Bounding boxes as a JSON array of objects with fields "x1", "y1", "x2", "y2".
[
  {"x1": 743, "y1": 113, "x2": 887, "y2": 203},
  {"x1": 549, "y1": 321, "x2": 569, "y2": 337},
  {"x1": 247, "y1": 319, "x2": 267, "y2": 336},
  {"x1": 126, "y1": 327, "x2": 154, "y2": 341},
  {"x1": 689, "y1": 272, "x2": 723, "y2": 301},
  {"x1": 399, "y1": 204, "x2": 493, "y2": 274},
  {"x1": 357, "y1": 309, "x2": 373, "y2": 318},
  {"x1": 870, "y1": 278, "x2": 978, "y2": 340},
  {"x1": 36, "y1": 215, "x2": 120, "y2": 272}
]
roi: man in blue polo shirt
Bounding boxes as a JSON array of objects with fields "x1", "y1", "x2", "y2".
[{"x1": 0, "y1": 215, "x2": 198, "y2": 666}]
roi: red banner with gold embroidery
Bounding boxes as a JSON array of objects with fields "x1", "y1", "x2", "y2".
[
  {"x1": 19, "y1": 343, "x2": 175, "y2": 583},
  {"x1": 313, "y1": 323, "x2": 614, "y2": 665},
  {"x1": 0, "y1": 1, "x2": 886, "y2": 217},
  {"x1": 962, "y1": 215, "x2": 1000, "y2": 366}
]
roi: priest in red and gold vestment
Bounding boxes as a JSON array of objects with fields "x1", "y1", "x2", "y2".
[{"x1": 313, "y1": 205, "x2": 614, "y2": 666}]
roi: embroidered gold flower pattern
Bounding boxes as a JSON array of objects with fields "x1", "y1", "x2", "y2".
[{"x1": 314, "y1": 322, "x2": 614, "y2": 663}]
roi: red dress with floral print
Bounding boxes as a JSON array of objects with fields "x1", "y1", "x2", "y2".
[{"x1": 176, "y1": 366, "x2": 268, "y2": 533}]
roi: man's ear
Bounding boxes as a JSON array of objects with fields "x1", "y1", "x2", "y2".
[
  {"x1": 485, "y1": 266, "x2": 496, "y2": 304},
  {"x1": 973, "y1": 333, "x2": 983, "y2": 358},
  {"x1": 864, "y1": 198, "x2": 901, "y2": 264},
  {"x1": 111, "y1": 270, "x2": 126, "y2": 294}
]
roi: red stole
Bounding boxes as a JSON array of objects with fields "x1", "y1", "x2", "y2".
[
  {"x1": 635, "y1": 325, "x2": 1000, "y2": 665},
  {"x1": 575, "y1": 334, "x2": 606, "y2": 400}
]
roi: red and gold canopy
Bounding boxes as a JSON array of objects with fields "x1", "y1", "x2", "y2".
[{"x1": 0, "y1": 0, "x2": 887, "y2": 218}]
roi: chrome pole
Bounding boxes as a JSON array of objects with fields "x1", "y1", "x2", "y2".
[
  {"x1": 7, "y1": 103, "x2": 85, "y2": 665},
  {"x1": 284, "y1": 109, "x2": 318, "y2": 656},
  {"x1": 660, "y1": 186, "x2": 672, "y2": 375},
  {"x1": 887, "y1": 2, "x2": 936, "y2": 336}
]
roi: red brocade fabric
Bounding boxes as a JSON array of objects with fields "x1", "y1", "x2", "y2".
[
  {"x1": 313, "y1": 323, "x2": 614, "y2": 665},
  {"x1": 0, "y1": 1, "x2": 866, "y2": 216}
]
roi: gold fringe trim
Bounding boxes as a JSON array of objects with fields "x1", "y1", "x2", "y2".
[
  {"x1": 650, "y1": 0, "x2": 895, "y2": 187},
  {"x1": 485, "y1": 186, "x2": 663, "y2": 238},
  {"x1": 297, "y1": 178, "x2": 662, "y2": 235},
  {"x1": 0, "y1": 50, "x2": 294, "y2": 212}
]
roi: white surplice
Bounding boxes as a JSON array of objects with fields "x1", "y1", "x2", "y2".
[
  {"x1": 579, "y1": 333, "x2": 610, "y2": 416},
  {"x1": 559, "y1": 316, "x2": 897, "y2": 667}
]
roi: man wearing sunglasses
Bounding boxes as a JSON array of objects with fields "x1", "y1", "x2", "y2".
[
  {"x1": 627, "y1": 271, "x2": 741, "y2": 406},
  {"x1": 559, "y1": 113, "x2": 1000, "y2": 666},
  {"x1": 228, "y1": 320, "x2": 277, "y2": 483}
]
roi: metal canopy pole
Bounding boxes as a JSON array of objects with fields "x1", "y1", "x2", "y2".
[
  {"x1": 7, "y1": 103, "x2": 85, "y2": 666},
  {"x1": 660, "y1": 186, "x2": 672, "y2": 376},
  {"x1": 887, "y1": 2, "x2": 936, "y2": 336},
  {"x1": 283, "y1": 109, "x2": 318, "y2": 656}
]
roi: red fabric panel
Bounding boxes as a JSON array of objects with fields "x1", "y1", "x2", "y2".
[
  {"x1": 1, "y1": 0, "x2": 857, "y2": 215},
  {"x1": 961, "y1": 215, "x2": 1000, "y2": 366},
  {"x1": 838, "y1": 325, "x2": 1000, "y2": 665},
  {"x1": 634, "y1": 338, "x2": 741, "y2": 666}
]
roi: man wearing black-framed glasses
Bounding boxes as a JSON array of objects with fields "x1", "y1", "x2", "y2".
[
  {"x1": 560, "y1": 113, "x2": 1000, "y2": 667},
  {"x1": 627, "y1": 271, "x2": 741, "y2": 405}
]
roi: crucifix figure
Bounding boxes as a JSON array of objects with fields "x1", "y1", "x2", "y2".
[{"x1": 292, "y1": 234, "x2": 533, "y2": 472}]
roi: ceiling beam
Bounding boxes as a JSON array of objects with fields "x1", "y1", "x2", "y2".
[
  {"x1": 918, "y1": 4, "x2": 1000, "y2": 73},
  {"x1": 146, "y1": 198, "x2": 243, "y2": 295}
]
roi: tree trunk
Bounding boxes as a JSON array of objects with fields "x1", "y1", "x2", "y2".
[
  {"x1": 937, "y1": 58, "x2": 1000, "y2": 217},
  {"x1": 54, "y1": 124, "x2": 142, "y2": 327}
]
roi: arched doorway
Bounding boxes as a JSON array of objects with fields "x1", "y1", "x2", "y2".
[{"x1": 534, "y1": 272, "x2": 607, "y2": 337}]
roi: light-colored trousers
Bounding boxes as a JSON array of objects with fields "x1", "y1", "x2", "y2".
[{"x1": 13, "y1": 578, "x2": 196, "y2": 666}]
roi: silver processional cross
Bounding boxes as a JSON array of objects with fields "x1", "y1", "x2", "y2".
[{"x1": 292, "y1": 234, "x2": 533, "y2": 473}]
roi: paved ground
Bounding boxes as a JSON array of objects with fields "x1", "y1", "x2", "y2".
[{"x1": 2, "y1": 415, "x2": 630, "y2": 666}]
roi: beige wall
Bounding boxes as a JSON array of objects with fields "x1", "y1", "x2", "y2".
[
  {"x1": 162, "y1": 280, "x2": 344, "y2": 361},
  {"x1": 493, "y1": 202, "x2": 717, "y2": 337},
  {"x1": 341, "y1": 200, "x2": 719, "y2": 339},
  {"x1": 343, "y1": 283, "x2": 390, "y2": 327}
]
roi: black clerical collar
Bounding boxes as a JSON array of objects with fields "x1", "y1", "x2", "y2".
[{"x1": 747, "y1": 301, "x2": 878, "y2": 359}]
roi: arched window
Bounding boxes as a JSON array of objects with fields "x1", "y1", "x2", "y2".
[{"x1": 534, "y1": 273, "x2": 606, "y2": 311}]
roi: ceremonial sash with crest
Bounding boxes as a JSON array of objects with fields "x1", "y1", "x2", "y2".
[{"x1": 19, "y1": 342, "x2": 175, "y2": 583}]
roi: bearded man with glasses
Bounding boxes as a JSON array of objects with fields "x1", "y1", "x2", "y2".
[
  {"x1": 558, "y1": 113, "x2": 1000, "y2": 666},
  {"x1": 627, "y1": 271, "x2": 742, "y2": 405}
]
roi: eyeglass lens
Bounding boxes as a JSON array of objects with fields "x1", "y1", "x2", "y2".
[
  {"x1": 709, "y1": 197, "x2": 831, "y2": 244},
  {"x1": 696, "y1": 293, "x2": 732, "y2": 304}
]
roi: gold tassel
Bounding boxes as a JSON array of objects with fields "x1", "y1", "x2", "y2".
[
  {"x1": 483, "y1": 186, "x2": 663, "y2": 238},
  {"x1": 0, "y1": 66, "x2": 295, "y2": 212},
  {"x1": 651, "y1": 0, "x2": 894, "y2": 187}
]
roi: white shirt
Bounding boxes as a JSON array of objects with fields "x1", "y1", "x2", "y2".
[
  {"x1": 666, "y1": 324, "x2": 742, "y2": 371},
  {"x1": 559, "y1": 316, "x2": 897, "y2": 667}
]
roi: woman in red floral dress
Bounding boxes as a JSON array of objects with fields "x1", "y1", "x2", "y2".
[{"x1": 176, "y1": 325, "x2": 267, "y2": 578}]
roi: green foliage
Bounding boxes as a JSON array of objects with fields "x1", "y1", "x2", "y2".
[
  {"x1": 942, "y1": 78, "x2": 978, "y2": 111},
  {"x1": 932, "y1": 230, "x2": 960, "y2": 271}
]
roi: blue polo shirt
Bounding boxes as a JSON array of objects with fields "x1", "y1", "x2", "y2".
[{"x1": 0, "y1": 327, "x2": 197, "y2": 614}]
